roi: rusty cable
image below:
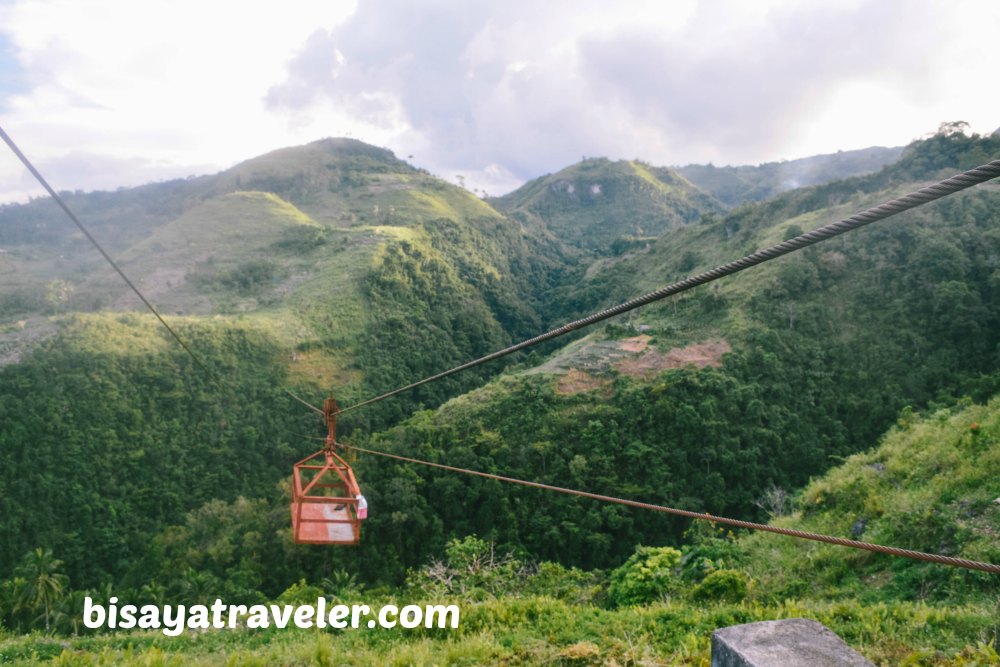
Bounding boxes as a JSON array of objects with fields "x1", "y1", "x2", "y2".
[
  {"x1": 340, "y1": 442, "x2": 1000, "y2": 575},
  {"x1": 285, "y1": 388, "x2": 325, "y2": 416}
]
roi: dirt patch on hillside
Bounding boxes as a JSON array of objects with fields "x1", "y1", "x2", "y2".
[
  {"x1": 616, "y1": 339, "x2": 731, "y2": 378},
  {"x1": 548, "y1": 336, "x2": 730, "y2": 394},
  {"x1": 618, "y1": 335, "x2": 651, "y2": 353},
  {"x1": 555, "y1": 368, "x2": 612, "y2": 395}
]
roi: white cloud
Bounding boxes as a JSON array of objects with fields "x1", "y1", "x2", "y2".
[
  {"x1": 1, "y1": 0, "x2": 998, "y2": 202},
  {"x1": 0, "y1": 0, "x2": 359, "y2": 200}
]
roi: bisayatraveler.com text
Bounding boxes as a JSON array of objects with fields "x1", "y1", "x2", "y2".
[{"x1": 83, "y1": 596, "x2": 460, "y2": 636}]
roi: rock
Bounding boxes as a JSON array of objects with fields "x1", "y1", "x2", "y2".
[{"x1": 712, "y1": 618, "x2": 874, "y2": 666}]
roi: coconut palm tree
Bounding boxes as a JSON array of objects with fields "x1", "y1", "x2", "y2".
[
  {"x1": 54, "y1": 589, "x2": 92, "y2": 636},
  {"x1": 1, "y1": 576, "x2": 28, "y2": 632},
  {"x1": 14, "y1": 548, "x2": 69, "y2": 632},
  {"x1": 139, "y1": 581, "x2": 168, "y2": 607}
]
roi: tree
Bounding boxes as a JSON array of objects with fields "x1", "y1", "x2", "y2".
[
  {"x1": 44, "y1": 279, "x2": 74, "y2": 312},
  {"x1": 937, "y1": 120, "x2": 971, "y2": 137},
  {"x1": 15, "y1": 548, "x2": 69, "y2": 632}
]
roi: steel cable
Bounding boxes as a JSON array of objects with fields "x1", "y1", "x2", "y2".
[
  {"x1": 0, "y1": 124, "x2": 222, "y2": 381},
  {"x1": 339, "y1": 160, "x2": 1000, "y2": 414},
  {"x1": 341, "y1": 442, "x2": 1000, "y2": 575}
]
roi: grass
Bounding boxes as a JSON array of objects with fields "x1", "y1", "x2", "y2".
[
  {"x1": 1, "y1": 597, "x2": 995, "y2": 666},
  {"x1": 124, "y1": 192, "x2": 320, "y2": 262},
  {"x1": 740, "y1": 397, "x2": 1000, "y2": 606}
]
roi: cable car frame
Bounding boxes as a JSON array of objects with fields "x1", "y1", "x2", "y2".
[{"x1": 290, "y1": 398, "x2": 363, "y2": 545}]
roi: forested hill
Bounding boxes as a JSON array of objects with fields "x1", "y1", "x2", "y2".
[
  {"x1": 0, "y1": 129, "x2": 998, "y2": 653},
  {"x1": 0, "y1": 138, "x2": 565, "y2": 427},
  {"x1": 489, "y1": 158, "x2": 722, "y2": 253},
  {"x1": 488, "y1": 145, "x2": 908, "y2": 254}
]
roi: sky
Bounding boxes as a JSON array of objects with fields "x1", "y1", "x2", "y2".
[{"x1": 0, "y1": 0, "x2": 997, "y2": 203}]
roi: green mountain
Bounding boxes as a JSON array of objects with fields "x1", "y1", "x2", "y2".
[
  {"x1": 0, "y1": 138, "x2": 567, "y2": 586},
  {"x1": 342, "y1": 130, "x2": 1000, "y2": 579},
  {"x1": 0, "y1": 138, "x2": 562, "y2": 423},
  {"x1": 490, "y1": 158, "x2": 722, "y2": 253},
  {"x1": 0, "y1": 138, "x2": 506, "y2": 316},
  {"x1": 489, "y1": 147, "x2": 905, "y2": 256}
]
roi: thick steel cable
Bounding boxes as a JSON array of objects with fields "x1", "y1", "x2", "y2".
[
  {"x1": 0, "y1": 124, "x2": 218, "y2": 380},
  {"x1": 286, "y1": 388, "x2": 326, "y2": 416},
  {"x1": 339, "y1": 160, "x2": 1000, "y2": 414},
  {"x1": 341, "y1": 442, "x2": 1000, "y2": 575}
]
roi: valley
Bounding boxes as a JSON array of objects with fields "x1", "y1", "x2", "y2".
[{"x1": 0, "y1": 129, "x2": 998, "y2": 665}]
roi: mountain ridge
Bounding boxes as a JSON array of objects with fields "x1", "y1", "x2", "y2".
[{"x1": 676, "y1": 145, "x2": 905, "y2": 206}]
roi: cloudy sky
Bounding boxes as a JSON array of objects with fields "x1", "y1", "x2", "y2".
[{"x1": 0, "y1": 0, "x2": 997, "y2": 203}]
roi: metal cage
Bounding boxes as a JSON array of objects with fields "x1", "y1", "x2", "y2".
[{"x1": 291, "y1": 448, "x2": 361, "y2": 545}]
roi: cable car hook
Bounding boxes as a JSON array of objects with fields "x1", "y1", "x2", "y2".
[{"x1": 323, "y1": 396, "x2": 338, "y2": 451}]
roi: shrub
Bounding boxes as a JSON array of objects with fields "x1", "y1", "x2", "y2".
[
  {"x1": 690, "y1": 569, "x2": 749, "y2": 603},
  {"x1": 607, "y1": 546, "x2": 682, "y2": 607},
  {"x1": 783, "y1": 223, "x2": 805, "y2": 241},
  {"x1": 275, "y1": 579, "x2": 326, "y2": 605}
]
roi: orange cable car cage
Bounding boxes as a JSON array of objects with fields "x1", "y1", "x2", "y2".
[{"x1": 291, "y1": 397, "x2": 364, "y2": 545}]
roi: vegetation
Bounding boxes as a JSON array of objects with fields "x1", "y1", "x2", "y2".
[
  {"x1": 1, "y1": 596, "x2": 996, "y2": 666},
  {"x1": 742, "y1": 396, "x2": 1000, "y2": 605},
  {"x1": 0, "y1": 314, "x2": 306, "y2": 589},
  {"x1": 2, "y1": 411, "x2": 999, "y2": 666},
  {"x1": 344, "y1": 215, "x2": 561, "y2": 432},
  {"x1": 0, "y1": 128, "x2": 998, "y2": 663}
]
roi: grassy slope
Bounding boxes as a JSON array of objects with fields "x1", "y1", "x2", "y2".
[
  {"x1": 210, "y1": 138, "x2": 502, "y2": 228},
  {"x1": 1, "y1": 599, "x2": 995, "y2": 666},
  {"x1": 0, "y1": 138, "x2": 532, "y2": 397},
  {"x1": 744, "y1": 397, "x2": 1000, "y2": 605}
]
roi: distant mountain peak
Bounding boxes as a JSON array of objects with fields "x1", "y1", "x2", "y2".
[
  {"x1": 491, "y1": 157, "x2": 721, "y2": 253},
  {"x1": 677, "y1": 145, "x2": 904, "y2": 207}
]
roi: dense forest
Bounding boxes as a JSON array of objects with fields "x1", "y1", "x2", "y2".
[{"x1": 0, "y1": 128, "x2": 998, "y2": 664}]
